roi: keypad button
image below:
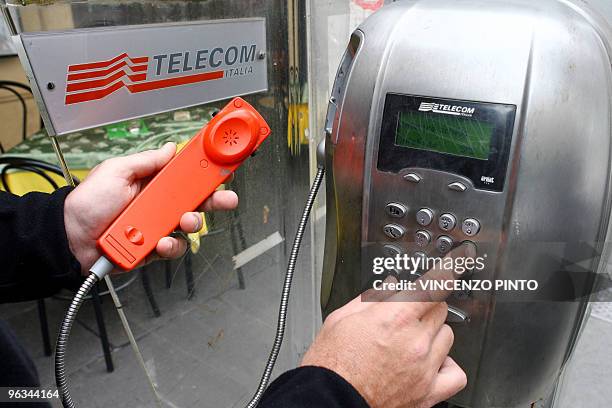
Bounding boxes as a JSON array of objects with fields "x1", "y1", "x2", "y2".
[
  {"x1": 416, "y1": 208, "x2": 434, "y2": 227},
  {"x1": 436, "y1": 235, "x2": 454, "y2": 254},
  {"x1": 446, "y1": 305, "x2": 469, "y2": 323},
  {"x1": 382, "y1": 244, "x2": 403, "y2": 257},
  {"x1": 406, "y1": 252, "x2": 428, "y2": 280},
  {"x1": 413, "y1": 251, "x2": 427, "y2": 259},
  {"x1": 448, "y1": 182, "x2": 467, "y2": 192},
  {"x1": 412, "y1": 251, "x2": 427, "y2": 269},
  {"x1": 415, "y1": 230, "x2": 432, "y2": 248},
  {"x1": 462, "y1": 218, "x2": 481, "y2": 237},
  {"x1": 124, "y1": 226, "x2": 144, "y2": 245},
  {"x1": 404, "y1": 173, "x2": 422, "y2": 183},
  {"x1": 385, "y1": 202, "x2": 408, "y2": 218},
  {"x1": 438, "y1": 213, "x2": 457, "y2": 232},
  {"x1": 383, "y1": 224, "x2": 406, "y2": 240}
]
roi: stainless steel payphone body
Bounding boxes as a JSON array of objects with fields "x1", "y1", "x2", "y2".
[{"x1": 321, "y1": 1, "x2": 612, "y2": 406}]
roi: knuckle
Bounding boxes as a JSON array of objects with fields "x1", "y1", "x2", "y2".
[
  {"x1": 408, "y1": 336, "x2": 431, "y2": 359},
  {"x1": 390, "y1": 307, "x2": 418, "y2": 328},
  {"x1": 433, "y1": 302, "x2": 448, "y2": 320}
]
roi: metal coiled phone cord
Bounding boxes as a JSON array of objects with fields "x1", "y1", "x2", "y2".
[
  {"x1": 55, "y1": 273, "x2": 98, "y2": 408},
  {"x1": 55, "y1": 141, "x2": 326, "y2": 408},
  {"x1": 50, "y1": 136, "x2": 162, "y2": 408},
  {"x1": 246, "y1": 164, "x2": 325, "y2": 408}
]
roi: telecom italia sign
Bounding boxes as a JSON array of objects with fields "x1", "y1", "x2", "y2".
[
  {"x1": 19, "y1": 18, "x2": 268, "y2": 135},
  {"x1": 65, "y1": 45, "x2": 259, "y2": 105}
]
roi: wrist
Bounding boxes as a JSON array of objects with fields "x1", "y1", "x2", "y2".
[{"x1": 64, "y1": 193, "x2": 101, "y2": 275}]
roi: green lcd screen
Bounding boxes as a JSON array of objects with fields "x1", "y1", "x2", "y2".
[{"x1": 394, "y1": 111, "x2": 494, "y2": 160}]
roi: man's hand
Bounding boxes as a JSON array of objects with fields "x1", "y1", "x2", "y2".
[
  {"x1": 301, "y1": 243, "x2": 474, "y2": 408},
  {"x1": 63, "y1": 142, "x2": 237, "y2": 274}
]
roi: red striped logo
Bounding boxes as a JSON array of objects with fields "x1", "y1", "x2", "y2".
[{"x1": 65, "y1": 53, "x2": 224, "y2": 105}]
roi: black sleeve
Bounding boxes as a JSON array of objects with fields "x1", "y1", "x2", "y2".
[
  {"x1": 259, "y1": 366, "x2": 370, "y2": 408},
  {"x1": 0, "y1": 187, "x2": 83, "y2": 303}
]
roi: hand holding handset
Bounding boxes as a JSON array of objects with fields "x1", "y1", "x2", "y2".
[{"x1": 97, "y1": 97, "x2": 271, "y2": 270}]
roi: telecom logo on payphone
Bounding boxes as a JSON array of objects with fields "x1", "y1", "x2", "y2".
[
  {"x1": 418, "y1": 101, "x2": 476, "y2": 117},
  {"x1": 64, "y1": 45, "x2": 258, "y2": 105}
]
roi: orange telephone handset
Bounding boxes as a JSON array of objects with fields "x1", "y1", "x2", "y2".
[{"x1": 97, "y1": 97, "x2": 271, "y2": 270}]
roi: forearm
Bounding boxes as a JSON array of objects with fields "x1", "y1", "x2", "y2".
[
  {"x1": 0, "y1": 188, "x2": 83, "y2": 303},
  {"x1": 258, "y1": 366, "x2": 370, "y2": 408}
]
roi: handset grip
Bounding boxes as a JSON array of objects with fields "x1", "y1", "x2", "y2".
[{"x1": 97, "y1": 97, "x2": 271, "y2": 270}]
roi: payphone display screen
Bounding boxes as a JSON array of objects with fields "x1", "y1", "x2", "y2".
[
  {"x1": 395, "y1": 111, "x2": 494, "y2": 160},
  {"x1": 377, "y1": 94, "x2": 516, "y2": 192}
]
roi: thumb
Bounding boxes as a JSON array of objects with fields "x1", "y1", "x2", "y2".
[
  {"x1": 428, "y1": 356, "x2": 467, "y2": 405},
  {"x1": 126, "y1": 142, "x2": 176, "y2": 179}
]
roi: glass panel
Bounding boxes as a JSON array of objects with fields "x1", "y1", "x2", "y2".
[
  {"x1": 4, "y1": 0, "x2": 285, "y2": 33},
  {"x1": 0, "y1": 1, "x2": 317, "y2": 406},
  {"x1": 305, "y1": 0, "x2": 382, "y2": 321},
  {"x1": 0, "y1": 16, "x2": 16, "y2": 55}
]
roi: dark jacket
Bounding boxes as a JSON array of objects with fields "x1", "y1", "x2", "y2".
[{"x1": 0, "y1": 188, "x2": 369, "y2": 408}]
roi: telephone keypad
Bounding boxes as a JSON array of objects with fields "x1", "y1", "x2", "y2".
[{"x1": 381, "y1": 201, "x2": 481, "y2": 252}]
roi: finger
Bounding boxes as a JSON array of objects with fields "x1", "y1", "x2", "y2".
[
  {"x1": 384, "y1": 242, "x2": 477, "y2": 317},
  {"x1": 124, "y1": 142, "x2": 176, "y2": 179},
  {"x1": 197, "y1": 190, "x2": 238, "y2": 212},
  {"x1": 428, "y1": 357, "x2": 467, "y2": 405},
  {"x1": 179, "y1": 212, "x2": 203, "y2": 233},
  {"x1": 429, "y1": 324, "x2": 454, "y2": 368},
  {"x1": 331, "y1": 275, "x2": 401, "y2": 323},
  {"x1": 326, "y1": 276, "x2": 398, "y2": 325},
  {"x1": 420, "y1": 302, "x2": 449, "y2": 338},
  {"x1": 363, "y1": 274, "x2": 400, "y2": 302},
  {"x1": 156, "y1": 236, "x2": 188, "y2": 259},
  {"x1": 415, "y1": 241, "x2": 477, "y2": 301},
  {"x1": 324, "y1": 295, "x2": 366, "y2": 326}
]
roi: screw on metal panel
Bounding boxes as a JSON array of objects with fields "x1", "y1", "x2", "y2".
[
  {"x1": 47, "y1": 82, "x2": 55, "y2": 90},
  {"x1": 258, "y1": 51, "x2": 266, "y2": 60}
]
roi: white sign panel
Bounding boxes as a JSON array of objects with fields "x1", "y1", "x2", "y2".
[{"x1": 18, "y1": 19, "x2": 268, "y2": 136}]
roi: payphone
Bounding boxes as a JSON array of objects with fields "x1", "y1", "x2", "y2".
[{"x1": 321, "y1": 0, "x2": 612, "y2": 407}]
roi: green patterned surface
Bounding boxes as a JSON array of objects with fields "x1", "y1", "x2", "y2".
[{"x1": 6, "y1": 107, "x2": 214, "y2": 169}]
